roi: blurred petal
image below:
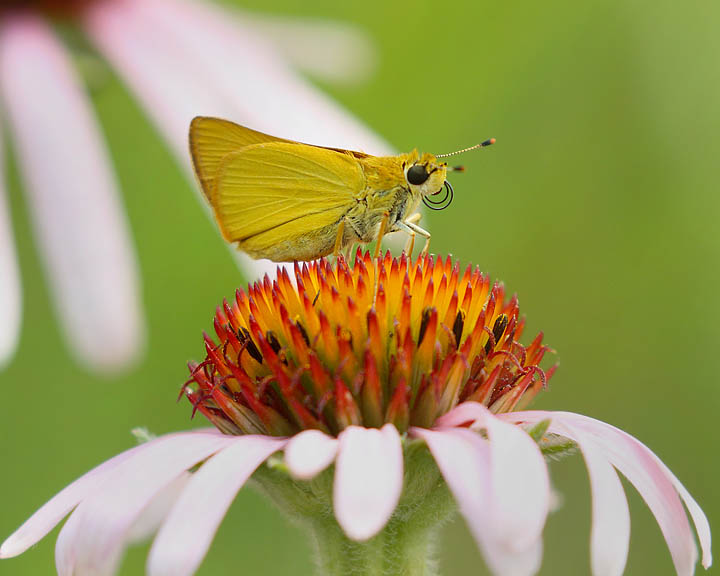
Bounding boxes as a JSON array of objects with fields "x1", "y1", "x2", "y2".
[
  {"x1": 83, "y1": 0, "x2": 231, "y2": 165},
  {"x1": 503, "y1": 410, "x2": 708, "y2": 576},
  {"x1": 0, "y1": 14, "x2": 144, "y2": 372},
  {"x1": 334, "y1": 424, "x2": 403, "y2": 541},
  {"x1": 284, "y1": 429, "x2": 338, "y2": 480},
  {"x1": 129, "y1": 0, "x2": 392, "y2": 153},
  {"x1": 0, "y1": 119, "x2": 21, "y2": 368},
  {"x1": 84, "y1": 0, "x2": 393, "y2": 279},
  {"x1": 147, "y1": 436, "x2": 286, "y2": 576},
  {"x1": 65, "y1": 432, "x2": 235, "y2": 576},
  {"x1": 244, "y1": 14, "x2": 377, "y2": 85},
  {"x1": 413, "y1": 427, "x2": 542, "y2": 576}
]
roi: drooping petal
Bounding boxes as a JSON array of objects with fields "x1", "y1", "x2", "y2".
[
  {"x1": 126, "y1": 472, "x2": 192, "y2": 544},
  {"x1": 61, "y1": 432, "x2": 236, "y2": 576},
  {"x1": 0, "y1": 438, "x2": 151, "y2": 558},
  {"x1": 333, "y1": 424, "x2": 403, "y2": 541},
  {"x1": 563, "y1": 423, "x2": 630, "y2": 576},
  {"x1": 148, "y1": 436, "x2": 286, "y2": 576},
  {"x1": 652, "y1": 456, "x2": 712, "y2": 570},
  {"x1": 284, "y1": 429, "x2": 338, "y2": 480},
  {"x1": 584, "y1": 436, "x2": 632, "y2": 576},
  {"x1": 0, "y1": 118, "x2": 21, "y2": 369},
  {"x1": 0, "y1": 13, "x2": 144, "y2": 372},
  {"x1": 481, "y1": 409, "x2": 549, "y2": 550},
  {"x1": 412, "y1": 427, "x2": 542, "y2": 576},
  {"x1": 55, "y1": 474, "x2": 192, "y2": 576},
  {"x1": 54, "y1": 505, "x2": 83, "y2": 576},
  {"x1": 434, "y1": 401, "x2": 550, "y2": 550},
  {"x1": 565, "y1": 415, "x2": 700, "y2": 576},
  {"x1": 502, "y1": 410, "x2": 709, "y2": 576}
]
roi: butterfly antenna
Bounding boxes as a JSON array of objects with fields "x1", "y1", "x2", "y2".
[{"x1": 436, "y1": 138, "x2": 496, "y2": 158}]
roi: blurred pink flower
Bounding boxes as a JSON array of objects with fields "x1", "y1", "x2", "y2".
[
  {"x1": 0, "y1": 254, "x2": 710, "y2": 576},
  {"x1": 0, "y1": 0, "x2": 389, "y2": 372}
]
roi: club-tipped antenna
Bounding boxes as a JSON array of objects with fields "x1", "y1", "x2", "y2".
[{"x1": 436, "y1": 138, "x2": 496, "y2": 158}]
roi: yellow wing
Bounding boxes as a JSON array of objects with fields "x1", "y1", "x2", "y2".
[
  {"x1": 212, "y1": 141, "x2": 365, "y2": 261},
  {"x1": 189, "y1": 117, "x2": 293, "y2": 201},
  {"x1": 189, "y1": 116, "x2": 372, "y2": 202}
]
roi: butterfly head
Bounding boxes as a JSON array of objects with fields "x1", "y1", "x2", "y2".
[{"x1": 404, "y1": 152, "x2": 449, "y2": 198}]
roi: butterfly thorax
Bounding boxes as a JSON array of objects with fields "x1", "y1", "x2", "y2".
[{"x1": 344, "y1": 153, "x2": 421, "y2": 242}]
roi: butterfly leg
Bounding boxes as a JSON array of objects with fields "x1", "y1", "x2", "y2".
[
  {"x1": 404, "y1": 231, "x2": 416, "y2": 255},
  {"x1": 373, "y1": 212, "x2": 390, "y2": 260},
  {"x1": 405, "y1": 212, "x2": 422, "y2": 226},
  {"x1": 344, "y1": 242, "x2": 356, "y2": 261},
  {"x1": 401, "y1": 212, "x2": 421, "y2": 254},
  {"x1": 397, "y1": 220, "x2": 431, "y2": 255},
  {"x1": 333, "y1": 219, "x2": 347, "y2": 258}
]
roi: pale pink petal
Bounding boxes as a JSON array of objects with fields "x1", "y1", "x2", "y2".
[
  {"x1": 564, "y1": 423, "x2": 630, "y2": 576},
  {"x1": 128, "y1": 0, "x2": 392, "y2": 154},
  {"x1": 2, "y1": 431, "x2": 218, "y2": 559},
  {"x1": 503, "y1": 411, "x2": 708, "y2": 576},
  {"x1": 654, "y1": 459, "x2": 712, "y2": 569},
  {"x1": 475, "y1": 405, "x2": 550, "y2": 550},
  {"x1": 411, "y1": 428, "x2": 490, "y2": 537},
  {"x1": 284, "y1": 429, "x2": 339, "y2": 480},
  {"x1": 618, "y1": 426, "x2": 710, "y2": 570},
  {"x1": 84, "y1": 0, "x2": 395, "y2": 279},
  {"x1": 435, "y1": 402, "x2": 550, "y2": 549},
  {"x1": 82, "y1": 0, "x2": 271, "y2": 282},
  {"x1": 62, "y1": 432, "x2": 235, "y2": 576},
  {"x1": 333, "y1": 424, "x2": 403, "y2": 541},
  {"x1": 126, "y1": 472, "x2": 192, "y2": 544},
  {"x1": 244, "y1": 14, "x2": 377, "y2": 85},
  {"x1": 485, "y1": 420, "x2": 548, "y2": 549},
  {"x1": 83, "y1": 0, "x2": 232, "y2": 166},
  {"x1": 54, "y1": 506, "x2": 83, "y2": 576},
  {"x1": 435, "y1": 400, "x2": 488, "y2": 428},
  {"x1": 0, "y1": 119, "x2": 21, "y2": 368},
  {"x1": 54, "y1": 459, "x2": 192, "y2": 575},
  {"x1": 0, "y1": 14, "x2": 144, "y2": 372},
  {"x1": 412, "y1": 427, "x2": 542, "y2": 576},
  {"x1": 0, "y1": 439, "x2": 149, "y2": 558},
  {"x1": 147, "y1": 435, "x2": 286, "y2": 576}
]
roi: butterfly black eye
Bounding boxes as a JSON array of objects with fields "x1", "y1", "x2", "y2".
[{"x1": 407, "y1": 164, "x2": 429, "y2": 185}]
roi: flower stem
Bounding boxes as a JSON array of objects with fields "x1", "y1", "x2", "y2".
[
  {"x1": 310, "y1": 516, "x2": 439, "y2": 576},
  {"x1": 252, "y1": 441, "x2": 455, "y2": 576}
]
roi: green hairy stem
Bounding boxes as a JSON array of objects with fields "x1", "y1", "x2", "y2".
[{"x1": 251, "y1": 440, "x2": 456, "y2": 576}]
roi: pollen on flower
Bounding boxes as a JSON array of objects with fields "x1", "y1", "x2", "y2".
[{"x1": 183, "y1": 251, "x2": 555, "y2": 437}]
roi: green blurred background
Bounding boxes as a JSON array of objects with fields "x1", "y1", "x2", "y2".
[{"x1": 1, "y1": 0, "x2": 718, "y2": 574}]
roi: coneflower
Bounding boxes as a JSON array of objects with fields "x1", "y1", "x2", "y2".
[{"x1": 1, "y1": 253, "x2": 710, "y2": 576}]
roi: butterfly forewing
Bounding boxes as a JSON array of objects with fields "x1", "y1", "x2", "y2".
[
  {"x1": 189, "y1": 117, "x2": 293, "y2": 201},
  {"x1": 213, "y1": 141, "x2": 364, "y2": 251}
]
